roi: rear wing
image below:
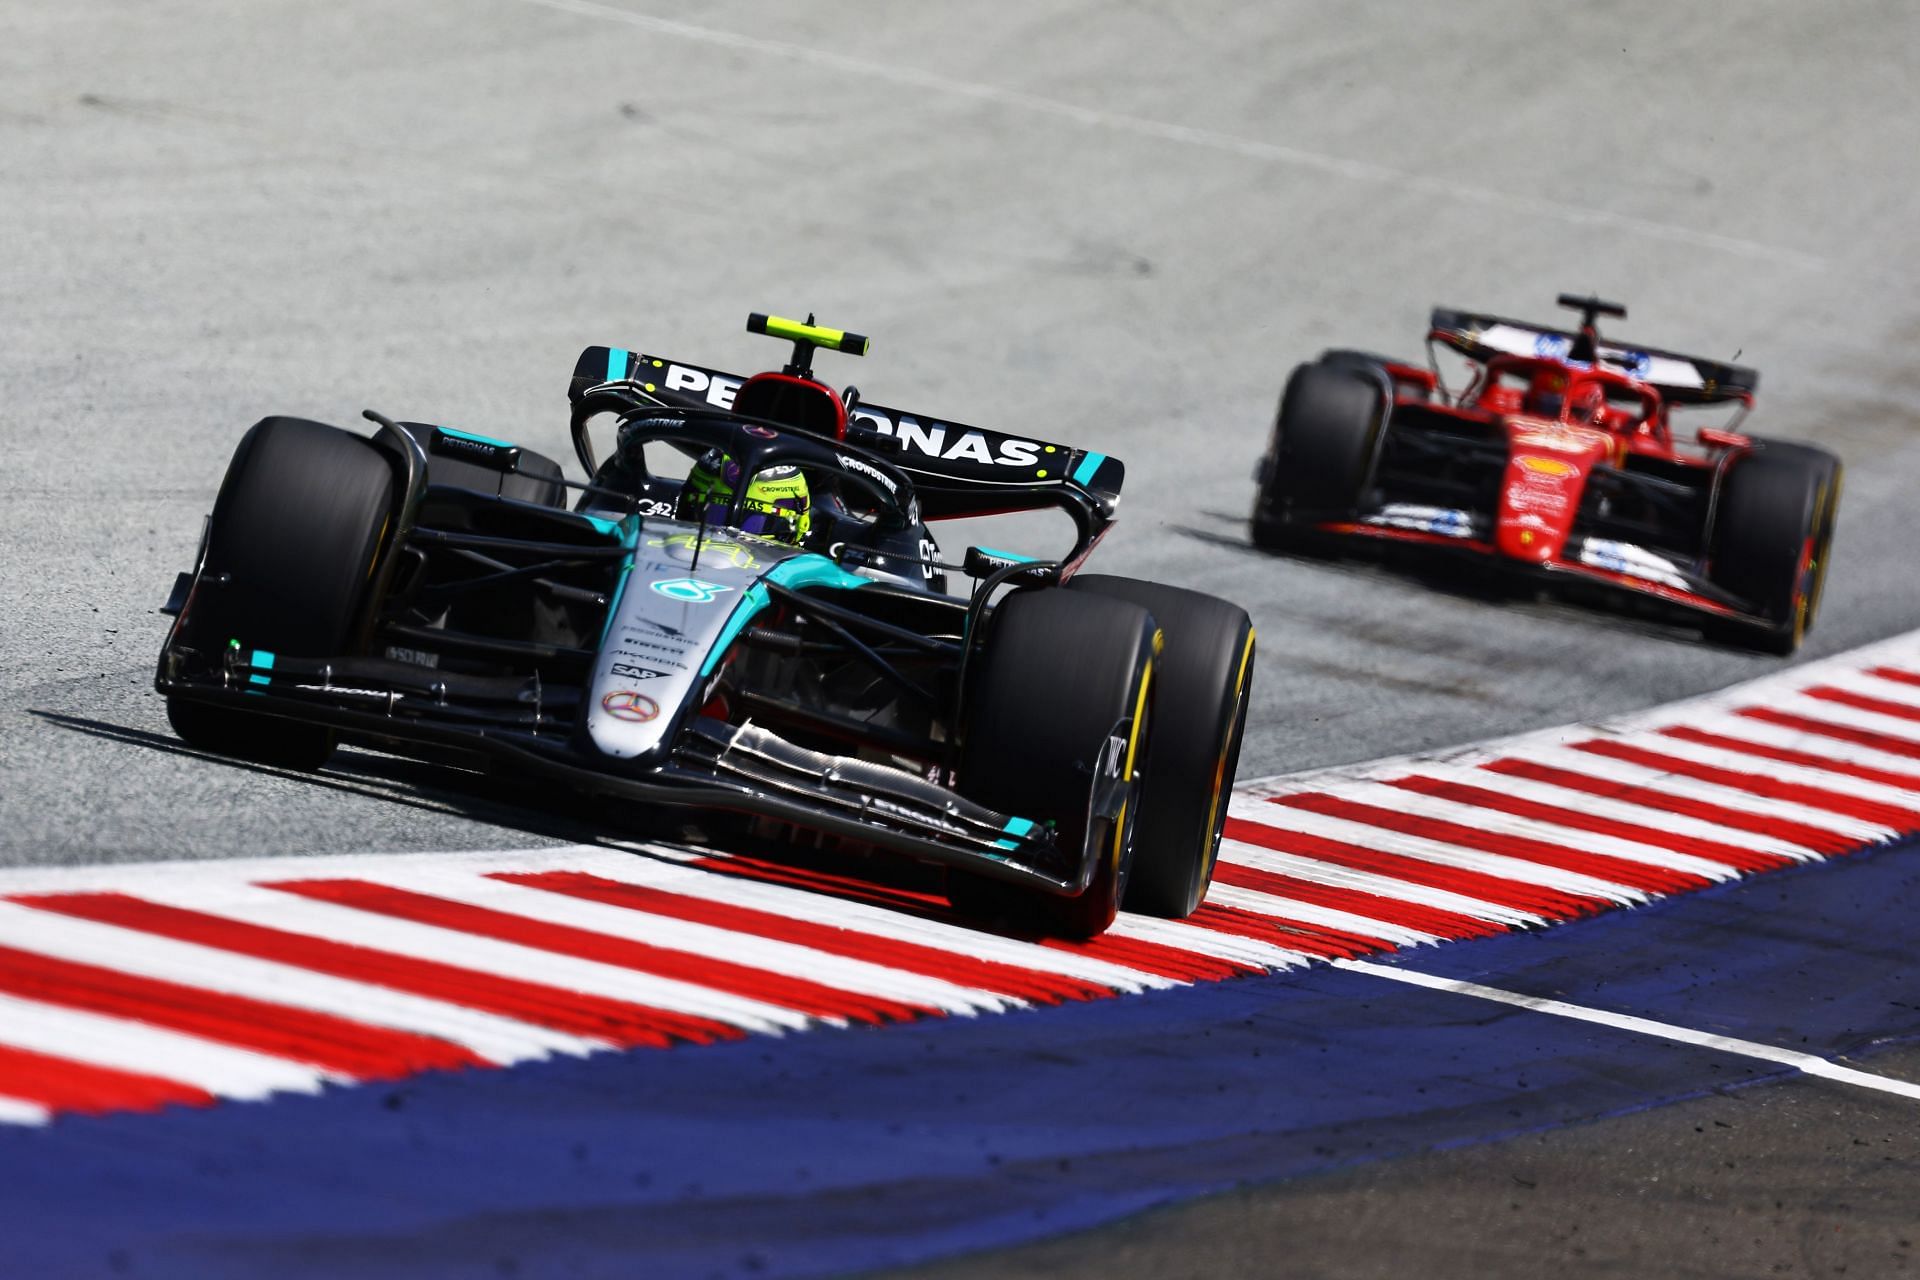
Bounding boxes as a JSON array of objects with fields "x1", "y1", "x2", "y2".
[
  {"x1": 1428, "y1": 307, "x2": 1759, "y2": 404},
  {"x1": 569, "y1": 347, "x2": 1126, "y2": 522}
]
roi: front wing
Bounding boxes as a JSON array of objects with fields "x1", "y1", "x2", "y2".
[
  {"x1": 155, "y1": 656, "x2": 1109, "y2": 900},
  {"x1": 1308, "y1": 512, "x2": 1762, "y2": 626}
]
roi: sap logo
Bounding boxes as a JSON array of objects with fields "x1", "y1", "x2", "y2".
[
  {"x1": 849, "y1": 408, "x2": 1043, "y2": 468},
  {"x1": 650, "y1": 577, "x2": 733, "y2": 604},
  {"x1": 609, "y1": 662, "x2": 667, "y2": 680},
  {"x1": 661, "y1": 364, "x2": 744, "y2": 409}
]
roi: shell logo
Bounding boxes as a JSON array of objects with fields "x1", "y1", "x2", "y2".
[{"x1": 1518, "y1": 455, "x2": 1577, "y2": 477}]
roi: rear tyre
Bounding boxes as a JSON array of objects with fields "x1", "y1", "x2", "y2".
[
  {"x1": 1070, "y1": 576, "x2": 1254, "y2": 917},
  {"x1": 1706, "y1": 441, "x2": 1842, "y2": 655},
  {"x1": 953, "y1": 589, "x2": 1158, "y2": 938},
  {"x1": 167, "y1": 417, "x2": 397, "y2": 768},
  {"x1": 1251, "y1": 361, "x2": 1385, "y2": 549}
]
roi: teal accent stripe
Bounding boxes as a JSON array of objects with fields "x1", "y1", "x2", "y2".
[
  {"x1": 595, "y1": 515, "x2": 644, "y2": 648},
  {"x1": 437, "y1": 425, "x2": 517, "y2": 450},
  {"x1": 607, "y1": 348, "x2": 630, "y2": 382},
  {"x1": 1071, "y1": 452, "x2": 1107, "y2": 486},
  {"x1": 698, "y1": 555, "x2": 870, "y2": 678},
  {"x1": 974, "y1": 546, "x2": 1036, "y2": 565},
  {"x1": 993, "y1": 815, "x2": 1038, "y2": 850},
  {"x1": 248, "y1": 649, "x2": 276, "y2": 687}
]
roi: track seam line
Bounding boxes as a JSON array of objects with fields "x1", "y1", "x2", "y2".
[{"x1": 513, "y1": 0, "x2": 1822, "y2": 270}]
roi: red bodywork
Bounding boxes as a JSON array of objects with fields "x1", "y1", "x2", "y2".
[{"x1": 1276, "y1": 308, "x2": 1770, "y2": 625}]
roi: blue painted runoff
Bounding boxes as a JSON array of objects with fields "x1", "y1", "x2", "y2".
[{"x1": 2, "y1": 839, "x2": 1914, "y2": 1279}]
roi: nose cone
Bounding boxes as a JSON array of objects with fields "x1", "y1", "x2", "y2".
[{"x1": 1495, "y1": 448, "x2": 1596, "y2": 563}]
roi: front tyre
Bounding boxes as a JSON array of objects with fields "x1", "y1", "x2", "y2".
[
  {"x1": 953, "y1": 589, "x2": 1159, "y2": 938},
  {"x1": 1706, "y1": 442, "x2": 1841, "y2": 655},
  {"x1": 1251, "y1": 360, "x2": 1385, "y2": 549},
  {"x1": 1070, "y1": 576, "x2": 1254, "y2": 917},
  {"x1": 166, "y1": 417, "x2": 397, "y2": 768}
]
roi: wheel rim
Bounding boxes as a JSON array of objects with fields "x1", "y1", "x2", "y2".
[
  {"x1": 1108, "y1": 659, "x2": 1155, "y2": 908},
  {"x1": 1787, "y1": 475, "x2": 1838, "y2": 645},
  {"x1": 1196, "y1": 631, "x2": 1257, "y2": 890}
]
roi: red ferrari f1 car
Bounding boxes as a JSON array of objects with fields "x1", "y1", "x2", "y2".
[{"x1": 1250, "y1": 295, "x2": 1842, "y2": 653}]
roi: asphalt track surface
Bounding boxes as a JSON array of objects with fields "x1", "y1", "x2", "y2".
[{"x1": 3, "y1": 1, "x2": 1918, "y2": 1275}]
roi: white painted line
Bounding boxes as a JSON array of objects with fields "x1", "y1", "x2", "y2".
[
  {"x1": 0, "y1": 1095, "x2": 49, "y2": 1127},
  {"x1": 1340, "y1": 959, "x2": 1920, "y2": 1103},
  {"x1": 514, "y1": 0, "x2": 1823, "y2": 271}
]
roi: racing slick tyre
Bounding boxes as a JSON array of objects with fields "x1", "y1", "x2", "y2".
[
  {"x1": 1706, "y1": 441, "x2": 1842, "y2": 655},
  {"x1": 1069, "y1": 576, "x2": 1254, "y2": 918},
  {"x1": 1318, "y1": 349, "x2": 1430, "y2": 402},
  {"x1": 951, "y1": 589, "x2": 1159, "y2": 939},
  {"x1": 166, "y1": 417, "x2": 397, "y2": 769},
  {"x1": 1251, "y1": 361, "x2": 1385, "y2": 550}
]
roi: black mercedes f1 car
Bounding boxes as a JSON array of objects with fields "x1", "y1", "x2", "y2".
[{"x1": 157, "y1": 314, "x2": 1256, "y2": 937}]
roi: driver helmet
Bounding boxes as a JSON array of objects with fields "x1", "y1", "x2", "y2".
[
  {"x1": 1570, "y1": 385, "x2": 1608, "y2": 428},
  {"x1": 677, "y1": 450, "x2": 811, "y2": 545},
  {"x1": 1523, "y1": 368, "x2": 1569, "y2": 419}
]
